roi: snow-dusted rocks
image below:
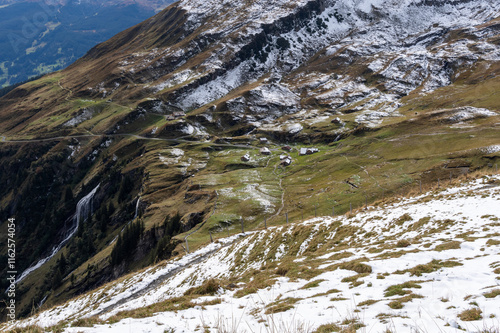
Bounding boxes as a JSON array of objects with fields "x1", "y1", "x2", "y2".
[
  {"x1": 169, "y1": 0, "x2": 499, "y2": 127},
  {"x1": 64, "y1": 108, "x2": 94, "y2": 127},
  {"x1": 225, "y1": 83, "x2": 300, "y2": 120},
  {"x1": 71, "y1": 0, "x2": 500, "y2": 132},
  {"x1": 445, "y1": 106, "x2": 497, "y2": 123}
]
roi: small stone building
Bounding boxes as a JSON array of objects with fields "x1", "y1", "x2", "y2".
[
  {"x1": 260, "y1": 147, "x2": 271, "y2": 155},
  {"x1": 281, "y1": 158, "x2": 292, "y2": 166},
  {"x1": 299, "y1": 148, "x2": 319, "y2": 156}
]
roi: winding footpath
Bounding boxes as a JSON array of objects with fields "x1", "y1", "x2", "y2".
[{"x1": 0, "y1": 132, "x2": 258, "y2": 150}]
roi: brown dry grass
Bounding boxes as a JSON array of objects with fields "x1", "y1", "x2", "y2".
[
  {"x1": 312, "y1": 323, "x2": 341, "y2": 332},
  {"x1": 106, "y1": 295, "x2": 221, "y2": 323},
  {"x1": 184, "y1": 278, "x2": 222, "y2": 296},
  {"x1": 300, "y1": 279, "x2": 326, "y2": 290},
  {"x1": 435, "y1": 241, "x2": 461, "y2": 251},
  {"x1": 394, "y1": 259, "x2": 463, "y2": 276},
  {"x1": 358, "y1": 299, "x2": 380, "y2": 307},
  {"x1": 483, "y1": 289, "x2": 500, "y2": 298},
  {"x1": 387, "y1": 294, "x2": 424, "y2": 309},
  {"x1": 71, "y1": 317, "x2": 106, "y2": 327},
  {"x1": 264, "y1": 297, "x2": 302, "y2": 314},
  {"x1": 458, "y1": 308, "x2": 483, "y2": 321},
  {"x1": 9, "y1": 327, "x2": 46, "y2": 333},
  {"x1": 396, "y1": 239, "x2": 411, "y2": 248},
  {"x1": 384, "y1": 281, "x2": 422, "y2": 297}
]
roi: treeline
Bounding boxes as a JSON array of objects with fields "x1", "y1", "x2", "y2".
[
  {"x1": 0, "y1": 140, "x2": 144, "y2": 318},
  {"x1": 29, "y1": 174, "x2": 142, "y2": 314},
  {"x1": 110, "y1": 219, "x2": 144, "y2": 266},
  {"x1": 110, "y1": 213, "x2": 183, "y2": 268},
  {"x1": 150, "y1": 213, "x2": 182, "y2": 264},
  {"x1": 32, "y1": 192, "x2": 116, "y2": 309}
]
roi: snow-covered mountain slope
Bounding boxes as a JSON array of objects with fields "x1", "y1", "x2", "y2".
[
  {"x1": 119, "y1": 0, "x2": 500, "y2": 128},
  {"x1": 5, "y1": 175, "x2": 499, "y2": 332}
]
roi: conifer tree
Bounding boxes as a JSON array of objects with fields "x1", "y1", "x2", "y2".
[
  {"x1": 108, "y1": 202, "x2": 115, "y2": 215},
  {"x1": 59, "y1": 253, "x2": 67, "y2": 273}
]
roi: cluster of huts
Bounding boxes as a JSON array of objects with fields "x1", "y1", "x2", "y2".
[{"x1": 240, "y1": 138, "x2": 319, "y2": 167}]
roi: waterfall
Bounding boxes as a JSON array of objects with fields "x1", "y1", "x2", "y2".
[
  {"x1": 108, "y1": 196, "x2": 141, "y2": 246},
  {"x1": 134, "y1": 196, "x2": 141, "y2": 220},
  {"x1": 15, "y1": 184, "x2": 100, "y2": 284},
  {"x1": 38, "y1": 295, "x2": 48, "y2": 308}
]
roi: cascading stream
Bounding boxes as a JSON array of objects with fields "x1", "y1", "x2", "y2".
[
  {"x1": 134, "y1": 196, "x2": 141, "y2": 220},
  {"x1": 109, "y1": 196, "x2": 141, "y2": 246},
  {"x1": 14, "y1": 184, "x2": 100, "y2": 284}
]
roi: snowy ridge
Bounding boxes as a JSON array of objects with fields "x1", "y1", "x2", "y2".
[
  {"x1": 180, "y1": 0, "x2": 313, "y2": 36},
  {"x1": 111, "y1": 0, "x2": 500, "y2": 129},
  {"x1": 168, "y1": 0, "x2": 500, "y2": 127},
  {"x1": 11, "y1": 234, "x2": 246, "y2": 327},
  {"x1": 5, "y1": 176, "x2": 500, "y2": 332}
]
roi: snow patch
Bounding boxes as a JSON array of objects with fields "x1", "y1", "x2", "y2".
[
  {"x1": 446, "y1": 106, "x2": 497, "y2": 123},
  {"x1": 63, "y1": 108, "x2": 93, "y2": 127}
]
